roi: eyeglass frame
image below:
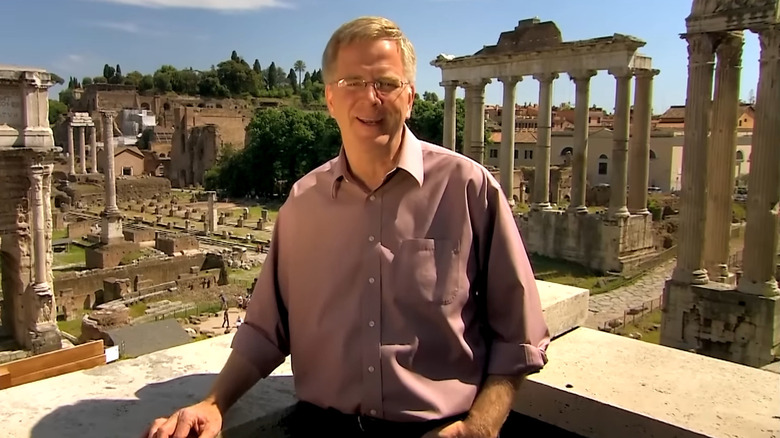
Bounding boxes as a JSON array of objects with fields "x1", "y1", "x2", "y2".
[{"x1": 330, "y1": 77, "x2": 411, "y2": 95}]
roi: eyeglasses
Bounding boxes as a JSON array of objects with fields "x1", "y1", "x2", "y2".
[{"x1": 333, "y1": 78, "x2": 409, "y2": 95}]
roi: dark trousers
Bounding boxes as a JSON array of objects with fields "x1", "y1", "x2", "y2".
[{"x1": 276, "y1": 401, "x2": 466, "y2": 438}]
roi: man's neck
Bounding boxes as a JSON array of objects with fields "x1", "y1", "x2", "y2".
[{"x1": 344, "y1": 131, "x2": 404, "y2": 192}]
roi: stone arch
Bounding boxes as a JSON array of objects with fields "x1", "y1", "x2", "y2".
[
  {"x1": 216, "y1": 103, "x2": 223, "y2": 108},
  {"x1": 736, "y1": 150, "x2": 744, "y2": 161},
  {"x1": 198, "y1": 103, "x2": 205, "y2": 108},
  {"x1": 141, "y1": 102, "x2": 151, "y2": 111},
  {"x1": 650, "y1": 149, "x2": 657, "y2": 159},
  {"x1": 560, "y1": 146, "x2": 573, "y2": 156},
  {"x1": 163, "y1": 102, "x2": 171, "y2": 111},
  {"x1": 599, "y1": 154, "x2": 608, "y2": 160}
]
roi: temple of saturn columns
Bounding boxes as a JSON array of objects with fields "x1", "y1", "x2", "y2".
[
  {"x1": 661, "y1": 0, "x2": 780, "y2": 368},
  {"x1": 432, "y1": 18, "x2": 658, "y2": 273},
  {"x1": 65, "y1": 112, "x2": 97, "y2": 177},
  {"x1": 0, "y1": 65, "x2": 62, "y2": 354}
]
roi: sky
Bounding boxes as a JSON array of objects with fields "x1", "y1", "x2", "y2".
[{"x1": 1, "y1": 0, "x2": 762, "y2": 114}]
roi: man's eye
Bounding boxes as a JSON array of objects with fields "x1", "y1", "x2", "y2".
[
  {"x1": 377, "y1": 81, "x2": 400, "y2": 90},
  {"x1": 345, "y1": 80, "x2": 364, "y2": 87}
]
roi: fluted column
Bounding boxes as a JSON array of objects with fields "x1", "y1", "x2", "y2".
[
  {"x1": 29, "y1": 165, "x2": 50, "y2": 292},
  {"x1": 468, "y1": 80, "x2": 489, "y2": 165},
  {"x1": 441, "y1": 81, "x2": 458, "y2": 151},
  {"x1": 628, "y1": 69, "x2": 658, "y2": 215},
  {"x1": 607, "y1": 68, "x2": 633, "y2": 219},
  {"x1": 499, "y1": 76, "x2": 521, "y2": 205},
  {"x1": 738, "y1": 25, "x2": 780, "y2": 296},
  {"x1": 78, "y1": 127, "x2": 87, "y2": 174},
  {"x1": 672, "y1": 33, "x2": 716, "y2": 285},
  {"x1": 463, "y1": 85, "x2": 473, "y2": 159},
  {"x1": 101, "y1": 111, "x2": 119, "y2": 214},
  {"x1": 568, "y1": 70, "x2": 596, "y2": 214},
  {"x1": 532, "y1": 72, "x2": 558, "y2": 210},
  {"x1": 89, "y1": 125, "x2": 98, "y2": 173},
  {"x1": 66, "y1": 121, "x2": 75, "y2": 176},
  {"x1": 704, "y1": 32, "x2": 743, "y2": 282}
]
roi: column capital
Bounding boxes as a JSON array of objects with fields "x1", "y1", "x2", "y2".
[
  {"x1": 754, "y1": 24, "x2": 780, "y2": 62},
  {"x1": 634, "y1": 68, "x2": 660, "y2": 79},
  {"x1": 100, "y1": 110, "x2": 117, "y2": 119},
  {"x1": 607, "y1": 67, "x2": 634, "y2": 79},
  {"x1": 439, "y1": 80, "x2": 460, "y2": 88},
  {"x1": 497, "y1": 75, "x2": 523, "y2": 85},
  {"x1": 568, "y1": 70, "x2": 597, "y2": 82},
  {"x1": 681, "y1": 32, "x2": 716, "y2": 65},
  {"x1": 532, "y1": 72, "x2": 558, "y2": 83}
]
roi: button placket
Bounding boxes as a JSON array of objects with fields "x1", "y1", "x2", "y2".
[{"x1": 361, "y1": 190, "x2": 383, "y2": 418}]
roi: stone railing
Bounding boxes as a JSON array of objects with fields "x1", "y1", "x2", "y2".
[{"x1": 0, "y1": 280, "x2": 778, "y2": 438}]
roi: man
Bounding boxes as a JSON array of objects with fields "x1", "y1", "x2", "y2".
[{"x1": 145, "y1": 16, "x2": 549, "y2": 438}]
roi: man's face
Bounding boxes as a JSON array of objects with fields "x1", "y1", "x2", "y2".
[{"x1": 325, "y1": 39, "x2": 415, "y2": 149}]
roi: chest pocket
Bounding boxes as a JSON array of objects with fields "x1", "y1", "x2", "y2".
[{"x1": 392, "y1": 238, "x2": 461, "y2": 305}]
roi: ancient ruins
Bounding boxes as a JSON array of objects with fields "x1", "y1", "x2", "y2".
[
  {"x1": 0, "y1": 65, "x2": 61, "y2": 354},
  {"x1": 660, "y1": 0, "x2": 780, "y2": 367},
  {"x1": 432, "y1": 18, "x2": 658, "y2": 273}
]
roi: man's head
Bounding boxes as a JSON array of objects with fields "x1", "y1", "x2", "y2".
[{"x1": 323, "y1": 16, "x2": 417, "y2": 151}]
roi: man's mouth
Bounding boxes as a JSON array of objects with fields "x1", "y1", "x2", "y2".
[{"x1": 357, "y1": 117, "x2": 382, "y2": 126}]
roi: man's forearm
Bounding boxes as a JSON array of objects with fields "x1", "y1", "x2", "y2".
[
  {"x1": 465, "y1": 374, "x2": 525, "y2": 437},
  {"x1": 203, "y1": 350, "x2": 264, "y2": 415}
]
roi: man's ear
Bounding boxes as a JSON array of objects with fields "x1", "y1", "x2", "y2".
[
  {"x1": 325, "y1": 84, "x2": 335, "y2": 116},
  {"x1": 406, "y1": 84, "x2": 415, "y2": 119}
]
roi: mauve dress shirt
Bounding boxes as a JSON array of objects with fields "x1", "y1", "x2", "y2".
[{"x1": 232, "y1": 127, "x2": 550, "y2": 422}]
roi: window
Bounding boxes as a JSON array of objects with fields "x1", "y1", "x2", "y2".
[
  {"x1": 650, "y1": 150, "x2": 657, "y2": 160},
  {"x1": 736, "y1": 150, "x2": 744, "y2": 162},
  {"x1": 524, "y1": 150, "x2": 534, "y2": 160},
  {"x1": 122, "y1": 167, "x2": 133, "y2": 176},
  {"x1": 738, "y1": 120, "x2": 742, "y2": 127},
  {"x1": 514, "y1": 150, "x2": 519, "y2": 159},
  {"x1": 560, "y1": 147, "x2": 573, "y2": 157},
  {"x1": 598, "y1": 154, "x2": 608, "y2": 175},
  {"x1": 489, "y1": 149, "x2": 498, "y2": 158}
]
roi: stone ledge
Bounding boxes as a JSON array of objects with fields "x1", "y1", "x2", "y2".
[
  {"x1": 536, "y1": 280, "x2": 589, "y2": 338},
  {"x1": 513, "y1": 327, "x2": 780, "y2": 438}
]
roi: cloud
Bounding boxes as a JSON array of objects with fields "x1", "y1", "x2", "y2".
[
  {"x1": 53, "y1": 54, "x2": 89, "y2": 72},
  {"x1": 91, "y1": 0, "x2": 292, "y2": 11},
  {"x1": 91, "y1": 21, "x2": 168, "y2": 37}
]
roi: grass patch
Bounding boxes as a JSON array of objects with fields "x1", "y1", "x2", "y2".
[
  {"x1": 615, "y1": 309, "x2": 662, "y2": 344},
  {"x1": 530, "y1": 254, "x2": 635, "y2": 294},
  {"x1": 119, "y1": 250, "x2": 145, "y2": 266},
  {"x1": 128, "y1": 302, "x2": 147, "y2": 318},
  {"x1": 228, "y1": 265, "x2": 262, "y2": 283},
  {"x1": 53, "y1": 244, "x2": 86, "y2": 267},
  {"x1": 732, "y1": 202, "x2": 746, "y2": 222},
  {"x1": 57, "y1": 316, "x2": 83, "y2": 339},
  {"x1": 52, "y1": 228, "x2": 68, "y2": 240}
]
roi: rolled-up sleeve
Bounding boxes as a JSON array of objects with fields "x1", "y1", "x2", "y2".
[
  {"x1": 476, "y1": 174, "x2": 550, "y2": 377},
  {"x1": 230, "y1": 207, "x2": 290, "y2": 378}
]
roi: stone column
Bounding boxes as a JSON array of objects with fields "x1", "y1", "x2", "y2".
[
  {"x1": 499, "y1": 76, "x2": 521, "y2": 205},
  {"x1": 468, "y1": 80, "x2": 489, "y2": 165},
  {"x1": 441, "y1": 81, "x2": 458, "y2": 151},
  {"x1": 207, "y1": 191, "x2": 218, "y2": 233},
  {"x1": 628, "y1": 69, "x2": 658, "y2": 215},
  {"x1": 90, "y1": 125, "x2": 98, "y2": 174},
  {"x1": 28, "y1": 164, "x2": 59, "y2": 354},
  {"x1": 463, "y1": 85, "x2": 473, "y2": 158},
  {"x1": 66, "y1": 121, "x2": 75, "y2": 176},
  {"x1": 101, "y1": 112, "x2": 119, "y2": 214},
  {"x1": 532, "y1": 73, "x2": 558, "y2": 210},
  {"x1": 672, "y1": 33, "x2": 717, "y2": 285},
  {"x1": 568, "y1": 70, "x2": 596, "y2": 214},
  {"x1": 78, "y1": 126, "x2": 87, "y2": 174},
  {"x1": 738, "y1": 25, "x2": 780, "y2": 296},
  {"x1": 704, "y1": 32, "x2": 743, "y2": 282},
  {"x1": 607, "y1": 68, "x2": 633, "y2": 219}
]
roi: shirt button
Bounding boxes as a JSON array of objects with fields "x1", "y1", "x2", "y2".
[
  {"x1": 368, "y1": 277, "x2": 375, "y2": 284},
  {"x1": 369, "y1": 409, "x2": 377, "y2": 416},
  {"x1": 368, "y1": 366, "x2": 375, "y2": 373},
  {"x1": 368, "y1": 320, "x2": 375, "y2": 327},
  {"x1": 368, "y1": 235, "x2": 375, "y2": 242},
  {"x1": 369, "y1": 195, "x2": 376, "y2": 201}
]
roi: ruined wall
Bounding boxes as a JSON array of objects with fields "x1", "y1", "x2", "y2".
[
  {"x1": 115, "y1": 177, "x2": 171, "y2": 203},
  {"x1": 519, "y1": 166, "x2": 572, "y2": 205},
  {"x1": 156, "y1": 234, "x2": 199, "y2": 255},
  {"x1": 517, "y1": 211, "x2": 655, "y2": 274},
  {"x1": 53, "y1": 253, "x2": 208, "y2": 319}
]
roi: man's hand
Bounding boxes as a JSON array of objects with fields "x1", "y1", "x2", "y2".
[
  {"x1": 422, "y1": 419, "x2": 494, "y2": 438},
  {"x1": 143, "y1": 400, "x2": 223, "y2": 438}
]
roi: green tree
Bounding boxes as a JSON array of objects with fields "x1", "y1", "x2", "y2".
[
  {"x1": 422, "y1": 91, "x2": 439, "y2": 102},
  {"x1": 124, "y1": 71, "x2": 143, "y2": 88},
  {"x1": 253, "y1": 59, "x2": 262, "y2": 74},
  {"x1": 198, "y1": 70, "x2": 229, "y2": 97},
  {"x1": 48, "y1": 99, "x2": 68, "y2": 124},
  {"x1": 172, "y1": 68, "x2": 200, "y2": 95},
  {"x1": 103, "y1": 64, "x2": 115, "y2": 80},
  {"x1": 216, "y1": 59, "x2": 254, "y2": 96},
  {"x1": 93, "y1": 76, "x2": 107, "y2": 84},
  {"x1": 293, "y1": 60, "x2": 306, "y2": 88},
  {"x1": 139, "y1": 74, "x2": 154, "y2": 92},
  {"x1": 110, "y1": 64, "x2": 123, "y2": 84},
  {"x1": 407, "y1": 94, "x2": 471, "y2": 153},
  {"x1": 82, "y1": 76, "x2": 93, "y2": 86},
  {"x1": 58, "y1": 88, "x2": 75, "y2": 107},
  {"x1": 266, "y1": 62, "x2": 278, "y2": 89},
  {"x1": 287, "y1": 69, "x2": 298, "y2": 93},
  {"x1": 231, "y1": 50, "x2": 239, "y2": 62}
]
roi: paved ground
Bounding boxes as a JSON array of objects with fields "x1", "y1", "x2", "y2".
[
  {"x1": 193, "y1": 307, "x2": 247, "y2": 336},
  {"x1": 584, "y1": 259, "x2": 676, "y2": 329}
]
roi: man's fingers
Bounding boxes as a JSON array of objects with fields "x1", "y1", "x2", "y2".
[
  {"x1": 143, "y1": 417, "x2": 168, "y2": 438},
  {"x1": 154, "y1": 413, "x2": 184, "y2": 438},
  {"x1": 171, "y1": 410, "x2": 196, "y2": 438},
  {"x1": 198, "y1": 421, "x2": 222, "y2": 438}
]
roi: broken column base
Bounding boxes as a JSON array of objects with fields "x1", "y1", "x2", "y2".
[
  {"x1": 100, "y1": 211, "x2": 124, "y2": 245},
  {"x1": 29, "y1": 323, "x2": 62, "y2": 355},
  {"x1": 660, "y1": 279, "x2": 780, "y2": 367},
  {"x1": 85, "y1": 241, "x2": 141, "y2": 269}
]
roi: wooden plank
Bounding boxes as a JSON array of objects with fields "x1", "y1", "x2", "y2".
[
  {"x1": 2, "y1": 341, "x2": 103, "y2": 377},
  {"x1": 10, "y1": 354, "x2": 105, "y2": 388},
  {"x1": 0, "y1": 368, "x2": 10, "y2": 389}
]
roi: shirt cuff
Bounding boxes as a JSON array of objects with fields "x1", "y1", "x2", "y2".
[
  {"x1": 230, "y1": 323, "x2": 288, "y2": 377},
  {"x1": 486, "y1": 342, "x2": 548, "y2": 376}
]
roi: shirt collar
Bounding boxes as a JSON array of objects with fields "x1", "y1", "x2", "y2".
[{"x1": 331, "y1": 125, "x2": 424, "y2": 198}]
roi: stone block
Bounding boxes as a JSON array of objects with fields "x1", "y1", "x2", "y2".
[
  {"x1": 123, "y1": 228, "x2": 155, "y2": 243},
  {"x1": 536, "y1": 280, "x2": 589, "y2": 339},
  {"x1": 155, "y1": 233, "x2": 199, "y2": 256},
  {"x1": 237, "y1": 218, "x2": 244, "y2": 228},
  {"x1": 84, "y1": 241, "x2": 141, "y2": 269}
]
